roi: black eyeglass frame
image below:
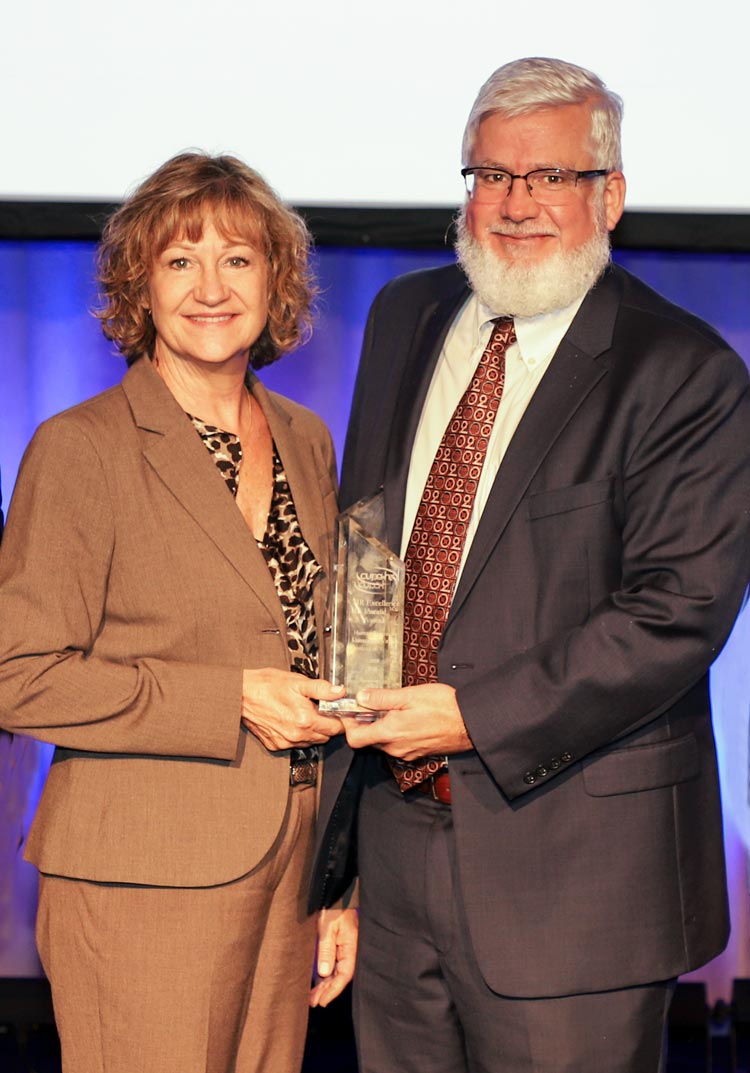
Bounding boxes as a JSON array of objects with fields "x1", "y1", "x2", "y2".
[{"x1": 461, "y1": 167, "x2": 611, "y2": 200}]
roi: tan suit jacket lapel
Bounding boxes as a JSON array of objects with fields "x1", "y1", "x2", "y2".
[{"x1": 121, "y1": 358, "x2": 288, "y2": 634}]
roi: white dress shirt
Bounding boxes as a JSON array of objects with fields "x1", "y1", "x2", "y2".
[{"x1": 400, "y1": 292, "x2": 585, "y2": 575}]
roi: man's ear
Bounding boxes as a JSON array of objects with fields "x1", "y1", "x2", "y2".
[{"x1": 604, "y1": 171, "x2": 626, "y2": 232}]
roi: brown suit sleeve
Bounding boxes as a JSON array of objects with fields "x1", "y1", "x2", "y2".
[{"x1": 0, "y1": 417, "x2": 242, "y2": 760}]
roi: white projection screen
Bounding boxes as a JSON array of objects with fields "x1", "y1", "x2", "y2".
[{"x1": 1, "y1": 0, "x2": 748, "y2": 215}]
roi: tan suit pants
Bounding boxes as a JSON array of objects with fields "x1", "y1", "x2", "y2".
[{"x1": 36, "y1": 783, "x2": 317, "y2": 1073}]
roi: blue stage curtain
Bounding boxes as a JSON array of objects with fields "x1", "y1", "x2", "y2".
[{"x1": 0, "y1": 239, "x2": 748, "y2": 999}]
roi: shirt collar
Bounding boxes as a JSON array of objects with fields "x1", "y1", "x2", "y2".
[{"x1": 475, "y1": 293, "x2": 586, "y2": 371}]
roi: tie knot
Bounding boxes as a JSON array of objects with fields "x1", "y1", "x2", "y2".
[{"x1": 491, "y1": 316, "x2": 516, "y2": 347}]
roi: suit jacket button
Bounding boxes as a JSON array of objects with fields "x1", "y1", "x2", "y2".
[
  {"x1": 536, "y1": 766, "x2": 548, "y2": 777},
  {"x1": 523, "y1": 772, "x2": 536, "y2": 785},
  {"x1": 550, "y1": 758, "x2": 561, "y2": 770},
  {"x1": 561, "y1": 752, "x2": 572, "y2": 763}
]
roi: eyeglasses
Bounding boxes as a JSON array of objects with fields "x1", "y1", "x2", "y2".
[{"x1": 461, "y1": 167, "x2": 610, "y2": 205}]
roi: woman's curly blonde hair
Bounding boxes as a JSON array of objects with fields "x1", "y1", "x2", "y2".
[{"x1": 95, "y1": 152, "x2": 316, "y2": 368}]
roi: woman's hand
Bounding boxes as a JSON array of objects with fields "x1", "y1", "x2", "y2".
[
  {"x1": 241, "y1": 668, "x2": 345, "y2": 751},
  {"x1": 310, "y1": 908, "x2": 359, "y2": 1007}
]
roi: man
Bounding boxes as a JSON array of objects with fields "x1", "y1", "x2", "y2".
[{"x1": 311, "y1": 57, "x2": 750, "y2": 1073}]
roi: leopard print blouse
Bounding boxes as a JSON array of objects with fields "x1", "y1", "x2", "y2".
[{"x1": 189, "y1": 413, "x2": 322, "y2": 760}]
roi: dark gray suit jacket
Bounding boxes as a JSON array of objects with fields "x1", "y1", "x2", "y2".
[{"x1": 312, "y1": 262, "x2": 750, "y2": 998}]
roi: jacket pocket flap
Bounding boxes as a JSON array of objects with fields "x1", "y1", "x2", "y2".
[
  {"x1": 528, "y1": 478, "x2": 614, "y2": 520},
  {"x1": 582, "y1": 733, "x2": 700, "y2": 797}
]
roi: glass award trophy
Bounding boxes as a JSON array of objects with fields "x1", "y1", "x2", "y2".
[{"x1": 319, "y1": 492, "x2": 405, "y2": 716}]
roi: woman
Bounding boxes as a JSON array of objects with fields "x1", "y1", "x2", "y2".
[{"x1": 0, "y1": 152, "x2": 356, "y2": 1073}]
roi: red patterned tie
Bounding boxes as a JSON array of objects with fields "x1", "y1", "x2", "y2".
[{"x1": 389, "y1": 316, "x2": 516, "y2": 792}]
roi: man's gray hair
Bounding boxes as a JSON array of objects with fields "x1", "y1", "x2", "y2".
[{"x1": 462, "y1": 57, "x2": 623, "y2": 171}]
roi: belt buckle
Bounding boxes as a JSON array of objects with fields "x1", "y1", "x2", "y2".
[
  {"x1": 422, "y1": 768, "x2": 451, "y2": 805},
  {"x1": 290, "y1": 758, "x2": 318, "y2": 787},
  {"x1": 425, "y1": 774, "x2": 441, "y2": 802}
]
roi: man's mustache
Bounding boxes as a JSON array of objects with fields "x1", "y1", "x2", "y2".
[{"x1": 486, "y1": 223, "x2": 560, "y2": 238}]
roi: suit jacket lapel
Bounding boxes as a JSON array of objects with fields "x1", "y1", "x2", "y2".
[
  {"x1": 122, "y1": 358, "x2": 287, "y2": 631},
  {"x1": 450, "y1": 268, "x2": 621, "y2": 619},
  {"x1": 383, "y1": 280, "x2": 471, "y2": 553}
]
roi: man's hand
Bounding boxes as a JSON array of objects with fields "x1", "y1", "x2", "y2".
[
  {"x1": 310, "y1": 908, "x2": 359, "y2": 1008},
  {"x1": 342, "y1": 683, "x2": 472, "y2": 758},
  {"x1": 241, "y1": 669, "x2": 345, "y2": 751}
]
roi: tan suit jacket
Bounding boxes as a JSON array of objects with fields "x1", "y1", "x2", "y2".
[{"x1": 0, "y1": 357, "x2": 338, "y2": 887}]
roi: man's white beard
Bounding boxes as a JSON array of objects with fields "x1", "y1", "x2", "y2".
[{"x1": 455, "y1": 207, "x2": 611, "y2": 318}]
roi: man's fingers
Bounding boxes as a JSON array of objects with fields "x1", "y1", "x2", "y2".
[
  {"x1": 356, "y1": 687, "x2": 406, "y2": 711},
  {"x1": 311, "y1": 908, "x2": 358, "y2": 1007},
  {"x1": 343, "y1": 717, "x2": 389, "y2": 749},
  {"x1": 316, "y1": 935, "x2": 336, "y2": 978},
  {"x1": 310, "y1": 971, "x2": 350, "y2": 1007}
]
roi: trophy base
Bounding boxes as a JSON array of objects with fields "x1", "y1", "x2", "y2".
[{"x1": 319, "y1": 696, "x2": 383, "y2": 722}]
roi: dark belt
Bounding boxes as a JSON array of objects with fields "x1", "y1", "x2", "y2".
[
  {"x1": 380, "y1": 755, "x2": 452, "y2": 805},
  {"x1": 414, "y1": 767, "x2": 452, "y2": 805},
  {"x1": 290, "y1": 757, "x2": 318, "y2": 787}
]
